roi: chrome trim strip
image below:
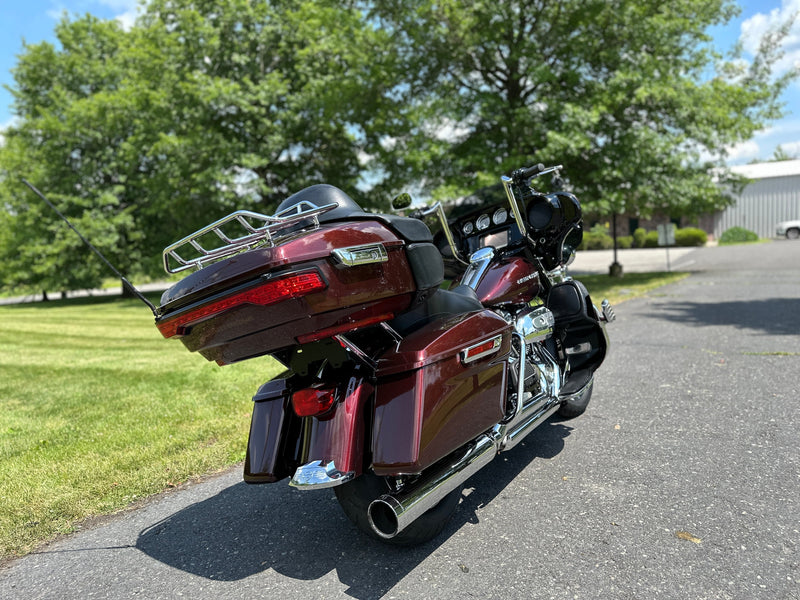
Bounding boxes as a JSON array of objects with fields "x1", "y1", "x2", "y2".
[
  {"x1": 289, "y1": 460, "x2": 354, "y2": 489},
  {"x1": 331, "y1": 243, "x2": 388, "y2": 267}
]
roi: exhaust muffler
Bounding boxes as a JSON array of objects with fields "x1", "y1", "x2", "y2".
[{"x1": 367, "y1": 433, "x2": 498, "y2": 539}]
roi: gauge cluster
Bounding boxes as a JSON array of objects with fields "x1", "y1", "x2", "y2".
[{"x1": 451, "y1": 204, "x2": 522, "y2": 255}]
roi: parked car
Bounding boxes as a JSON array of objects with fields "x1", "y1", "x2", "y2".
[{"x1": 776, "y1": 220, "x2": 800, "y2": 240}]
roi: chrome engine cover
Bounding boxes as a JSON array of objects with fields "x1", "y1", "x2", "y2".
[{"x1": 514, "y1": 305, "x2": 555, "y2": 344}]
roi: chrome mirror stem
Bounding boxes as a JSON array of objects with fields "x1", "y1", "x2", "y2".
[{"x1": 501, "y1": 176, "x2": 528, "y2": 239}]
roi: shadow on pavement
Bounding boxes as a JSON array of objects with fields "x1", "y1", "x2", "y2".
[
  {"x1": 648, "y1": 297, "x2": 800, "y2": 336},
  {"x1": 136, "y1": 419, "x2": 573, "y2": 599}
]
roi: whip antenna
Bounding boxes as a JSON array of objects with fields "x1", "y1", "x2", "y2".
[{"x1": 21, "y1": 178, "x2": 158, "y2": 316}]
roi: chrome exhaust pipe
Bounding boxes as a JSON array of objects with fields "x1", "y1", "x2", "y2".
[
  {"x1": 366, "y1": 343, "x2": 567, "y2": 539},
  {"x1": 367, "y1": 433, "x2": 498, "y2": 539}
]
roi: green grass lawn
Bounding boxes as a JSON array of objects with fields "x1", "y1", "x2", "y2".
[
  {"x1": 580, "y1": 271, "x2": 689, "y2": 305},
  {"x1": 0, "y1": 295, "x2": 282, "y2": 559},
  {"x1": 0, "y1": 271, "x2": 686, "y2": 560}
]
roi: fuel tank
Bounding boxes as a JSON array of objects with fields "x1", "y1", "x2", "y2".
[{"x1": 473, "y1": 256, "x2": 540, "y2": 306}]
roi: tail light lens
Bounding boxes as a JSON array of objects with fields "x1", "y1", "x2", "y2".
[
  {"x1": 296, "y1": 312, "x2": 395, "y2": 344},
  {"x1": 157, "y1": 270, "x2": 326, "y2": 338},
  {"x1": 292, "y1": 387, "x2": 336, "y2": 417}
]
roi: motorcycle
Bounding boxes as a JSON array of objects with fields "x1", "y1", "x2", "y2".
[{"x1": 154, "y1": 163, "x2": 615, "y2": 545}]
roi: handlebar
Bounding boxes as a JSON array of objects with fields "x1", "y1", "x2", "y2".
[
  {"x1": 512, "y1": 163, "x2": 545, "y2": 183},
  {"x1": 511, "y1": 163, "x2": 562, "y2": 185}
]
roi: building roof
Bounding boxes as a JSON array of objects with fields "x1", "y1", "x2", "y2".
[{"x1": 729, "y1": 159, "x2": 800, "y2": 180}]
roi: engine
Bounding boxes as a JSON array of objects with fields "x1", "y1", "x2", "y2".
[{"x1": 497, "y1": 303, "x2": 562, "y2": 420}]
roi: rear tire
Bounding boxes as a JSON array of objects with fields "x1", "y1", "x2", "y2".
[
  {"x1": 334, "y1": 473, "x2": 462, "y2": 546},
  {"x1": 557, "y1": 379, "x2": 593, "y2": 418},
  {"x1": 787, "y1": 228, "x2": 800, "y2": 240}
]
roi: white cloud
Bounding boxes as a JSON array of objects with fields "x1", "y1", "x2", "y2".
[
  {"x1": 46, "y1": 1, "x2": 144, "y2": 29},
  {"x1": 740, "y1": 0, "x2": 800, "y2": 78},
  {"x1": 0, "y1": 117, "x2": 19, "y2": 147},
  {"x1": 725, "y1": 139, "x2": 762, "y2": 161},
  {"x1": 98, "y1": 0, "x2": 144, "y2": 30},
  {"x1": 779, "y1": 140, "x2": 800, "y2": 155}
]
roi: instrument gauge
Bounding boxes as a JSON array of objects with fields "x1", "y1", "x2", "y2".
[
  {"x1": 476, "y1": 214, "x2": 491, "y2": 231},
  {"x1": 462, "y1": 221, "x2": 474, "y2": 235},
  {"x1": 492, "y1": 208, "x2": 508, "y2": 225}
]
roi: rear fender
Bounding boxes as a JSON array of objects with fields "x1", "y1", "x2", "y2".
[
  {"x1": 295, "y1": 375, "x2": 374, "y2": 485},
  {"x1": 244, "y1": 372, "x2": 374, "y2": 486}
]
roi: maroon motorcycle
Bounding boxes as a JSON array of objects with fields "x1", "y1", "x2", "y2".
[{"x1": 154, "y1": 163, "x2": 614, "y2": 545}]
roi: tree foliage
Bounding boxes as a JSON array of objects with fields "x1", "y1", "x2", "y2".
[
  {"x1": 0, "y1": 0, "x2": 383, "y2": 289},
  {"x1": 365, "y1": 0, "x2": 796, "y2": 216},
  {"x1": 0, "y1": 0, "x2": 796, "y2": 292}
]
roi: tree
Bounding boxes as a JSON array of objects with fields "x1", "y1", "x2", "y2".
[
  {"x1": 363, "y1": 0, "x2": 797, "y2": 218},
  {"x1": 769, "y1": 145, "x2": 799, "y2": 162},
  {"x1": 0, "y1": 0, "x2": 382, "y2": 291}
]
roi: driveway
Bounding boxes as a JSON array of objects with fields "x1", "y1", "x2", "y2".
[{"x1": 2, "y1": 242, "x2": 799, "y2": 600}]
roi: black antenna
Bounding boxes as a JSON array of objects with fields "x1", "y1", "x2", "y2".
[{"x1": 21, "y1": 178, "x2": 158, "y2": 317}]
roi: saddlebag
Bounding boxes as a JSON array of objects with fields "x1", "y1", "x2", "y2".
[{"x1": 370, "y1": 310, "x2": 512, "y2": 475}]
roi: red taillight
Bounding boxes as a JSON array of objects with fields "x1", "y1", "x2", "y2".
[
  {"x1": 292, "y1": 387, "x2": 336, "y2": 417},
  {"x1": 296, "y1": 312, "x2": 395, "y2": 344},
  {"x1": 157, "y1": 271, "x2": 326, "y2": 338}
]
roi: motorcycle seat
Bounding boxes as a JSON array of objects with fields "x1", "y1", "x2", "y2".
[
  {"x1": 277, "y1": 184, "x2": 433, "y2": 243},
  {"x1": 389, "y1": 286, "x2": 483, "y2": 336}
]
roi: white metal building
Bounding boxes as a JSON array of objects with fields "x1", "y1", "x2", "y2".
[{"x1": 713, "y1": 159, "x2": 800, "y2": 239}]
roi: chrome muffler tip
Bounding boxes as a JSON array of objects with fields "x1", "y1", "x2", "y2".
[
  {"x1": 364, "y1": 434, "x2": 499, "y2": 539},
  {"x1": 367, "y1": 496, "x2": 403, "y2": 539}
]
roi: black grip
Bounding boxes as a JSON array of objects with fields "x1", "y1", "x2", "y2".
[{"x1": 512, "y1": 163, "x2": 545, "y2": 184}]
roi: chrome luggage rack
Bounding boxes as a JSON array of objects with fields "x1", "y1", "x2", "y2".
[{"x1": 162, "y1": 200, "x2": 338, "y2": 274}]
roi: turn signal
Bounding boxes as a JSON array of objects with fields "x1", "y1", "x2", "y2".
[{"x1": 292, "y1": 388, "x2": 336, "y2": 417}]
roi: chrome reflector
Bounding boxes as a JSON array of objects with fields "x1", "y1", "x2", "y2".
[{"x1": 461, "y1": 335, "x2": 503, "y2": 364}]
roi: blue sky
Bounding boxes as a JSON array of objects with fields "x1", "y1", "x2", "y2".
[{"x1": 1, "y1": 0, "x2": 799, "y2": 164}]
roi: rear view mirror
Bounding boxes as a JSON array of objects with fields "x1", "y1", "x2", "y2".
[{"x1": 391, "y1": 193, "x2": 412, "y2": 211}]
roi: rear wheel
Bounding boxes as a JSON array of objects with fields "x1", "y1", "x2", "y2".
[
  {"x1": 787, "y1": 228, "x2": 800, "y2": 240},
  {"x1": 557, "y1": 379, "x2": 594, "y2": 418},
  {"x1": 334, "y1": 473, "x2": 462, "y2": 546}
]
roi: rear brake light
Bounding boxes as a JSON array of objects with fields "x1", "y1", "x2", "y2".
[
  {"x1": 157, "y1": 271, "x2": 326, "y2": 338},
  {"x1": 292, "y1": 388, "x2": 336, "y2": 417},
  {"x1": 296, "y1": 312, "x2": 394, "y2": 344}
]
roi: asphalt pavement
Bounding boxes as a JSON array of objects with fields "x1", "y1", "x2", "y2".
[{"x1": 1, "y1": 241, "x2": 799, "y2": 600}]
